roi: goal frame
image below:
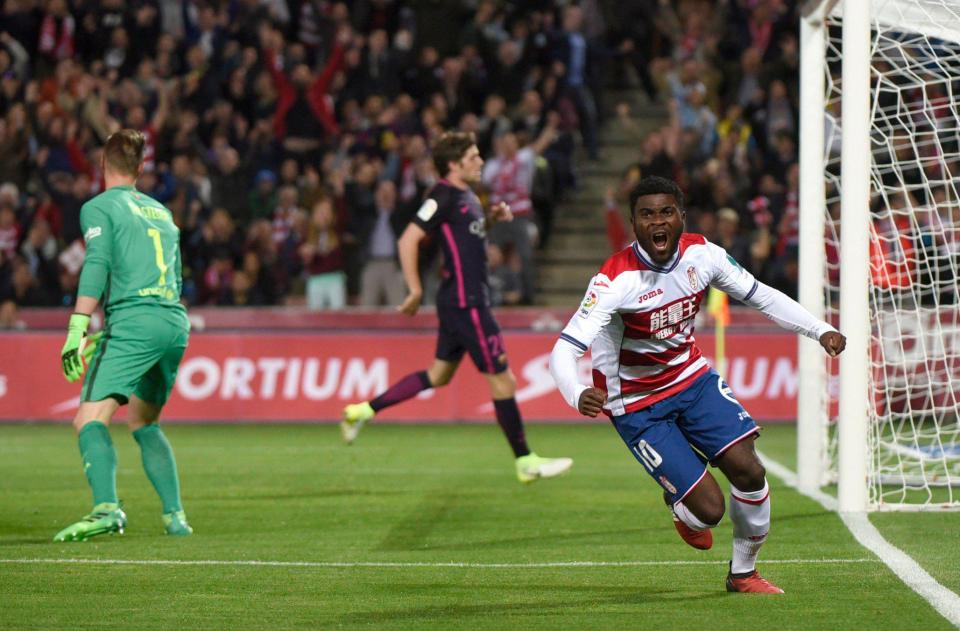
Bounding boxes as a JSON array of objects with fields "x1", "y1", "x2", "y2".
[
  {"x1": 798, "y1": 0, "x2": 960, "y2": 511},
  {"x1": 798, "y1": 0, "x2": 873, "y2": 513}
]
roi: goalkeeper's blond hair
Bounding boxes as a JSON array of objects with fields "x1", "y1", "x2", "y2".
[{"x1": 103, "y1": 129, "x2": 146, "y2": 177}]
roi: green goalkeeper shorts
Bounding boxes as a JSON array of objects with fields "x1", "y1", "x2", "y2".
[{"x1": 81, "y1": 310, "x2": 190, "y2": 406}]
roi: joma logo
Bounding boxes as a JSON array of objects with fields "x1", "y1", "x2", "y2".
[{"x1": 639, "y1": 288, "x2": 664, "y2": 303}]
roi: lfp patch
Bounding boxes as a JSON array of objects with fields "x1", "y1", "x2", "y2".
[
  {"x1": 417, "y1": 198, "x2": 438, "y2": 221},
  {"x1": 579, "y1": 290, "x2": 599, "y2": 317}
]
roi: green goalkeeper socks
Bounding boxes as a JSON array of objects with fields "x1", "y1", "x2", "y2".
[
  {"x1": 77, "y1": 421, "x2": 118, "y2": 506},
  {"x1": 133, "y1": 424, "x2": 183, "y2": 514}
]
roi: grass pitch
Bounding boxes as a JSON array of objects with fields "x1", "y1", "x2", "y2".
[{"x1": 0, "y1": 422, "x2": 955, "y2": 629}]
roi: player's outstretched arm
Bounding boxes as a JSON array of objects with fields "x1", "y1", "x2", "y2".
[
  {"x1": 708, "y1": 244, "x2": 840, "y2": 346},
  {"x1": 742, "y1": 280, "x2": 842, "y2": 345}
]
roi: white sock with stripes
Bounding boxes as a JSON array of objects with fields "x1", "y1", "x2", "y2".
[{"x1": 729, "y1": 479, "x2": 770, "y2": 574}]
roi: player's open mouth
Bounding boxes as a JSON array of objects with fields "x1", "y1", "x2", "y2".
[{"x1": 651, "y1": 231, "x2": 669, "y2": 250}]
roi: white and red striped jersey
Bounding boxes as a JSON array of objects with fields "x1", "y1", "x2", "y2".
[{"x1": 550, "y1": 234, "x2": 835, "y2": 416}]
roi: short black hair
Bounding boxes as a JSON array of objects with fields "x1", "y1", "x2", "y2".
[
  {"x1": 432, "y1": 131, "x2": 477, "y2": 177},
  {"x1": 629, "y1": 176, "x2": 685, "y2": 214}
]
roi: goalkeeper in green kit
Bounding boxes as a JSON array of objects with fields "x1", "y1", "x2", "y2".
[{"x1": 54, "y1": 130, "x2": 192, "y2": 541}]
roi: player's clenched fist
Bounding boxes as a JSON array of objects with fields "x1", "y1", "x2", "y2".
[
  {"x1": 819, "y1": 331, "x2": 847, "y2": 357},
  {"x1": 577, "y1": 387, "x2": 608, "y2": 417}
]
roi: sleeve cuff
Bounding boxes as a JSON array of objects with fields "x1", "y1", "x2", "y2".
[
  {"x1": 810, "y1": 322, "x2": 836, "y2": 342},
  {"x1": 559, "y1": 332, "x2": 588, "y2": 352},
  {"x1": 570, "y1": 383, "x2": 589, "y2": 410}
]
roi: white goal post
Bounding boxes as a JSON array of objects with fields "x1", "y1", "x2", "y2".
[{"x1": 799, "y1": 0, "x2": 960, "y2": 511}]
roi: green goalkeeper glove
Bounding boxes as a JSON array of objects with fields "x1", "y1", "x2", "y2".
[{"x1": 61, "y1": 313, "x2": 91, "y2": 383}]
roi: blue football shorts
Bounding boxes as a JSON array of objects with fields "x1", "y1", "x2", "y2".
[{"x1": 610, "y1": 368, "x2": 760, "y2": 505}]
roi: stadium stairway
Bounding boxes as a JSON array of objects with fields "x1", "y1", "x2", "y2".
[{"x1": 535, "y1": 88, "x2": 668, "y2": 307}]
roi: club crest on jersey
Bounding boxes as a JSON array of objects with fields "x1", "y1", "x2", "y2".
[{"x1": 687, "y1": 266, "x2": 699, "y2": 291}]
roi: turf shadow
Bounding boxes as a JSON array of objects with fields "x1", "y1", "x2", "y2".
[
  {"x1": 334, "y1": 586, "x2": 727, "y2": 625},
  {"x1": 188, "y1": 488, "x2": 406, "y2": 502},
  {"x1": 376, "y1": 492, "x2": 460, "y2": 552},
  {"x1": 0, "y1": 536, "x2": 55, "y2": 546},
  {"x1": 415, "y1": 526, "x2": 661, "y2": 551}
]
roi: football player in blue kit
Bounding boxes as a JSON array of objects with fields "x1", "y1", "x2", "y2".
[{"x1": 550, "y1": 176, "x2": 847, "y2": 592}]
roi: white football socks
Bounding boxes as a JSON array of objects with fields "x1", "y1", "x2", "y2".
[{"x1": 729, "y1": 479, "x2": 770, "y2": 574}]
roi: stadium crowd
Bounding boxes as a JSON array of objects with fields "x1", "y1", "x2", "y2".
[
  {"x1": 0, "y1": 0, "x2": 806, "y2": 325},
  {"x1": 605, "y1": 0, "x2": 804, "y2": 300}
]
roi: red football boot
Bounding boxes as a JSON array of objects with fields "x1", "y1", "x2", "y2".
[{"x1": 725, "y1": 566, "x2": 785, "y2": 594}]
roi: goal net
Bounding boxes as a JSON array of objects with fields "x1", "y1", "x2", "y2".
[{"x1": 811, "y1": 0, "x2": 960, "y2": 510}]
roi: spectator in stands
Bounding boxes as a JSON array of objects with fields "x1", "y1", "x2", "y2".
[
  {"x1": 210, "y1": 147, "x2": 253, "y2": 227},
  {"x1": 514, "y1": 88, "x2": 576, "y2": 243},
  {"x1": 715, "y1": 207, "x2": 752, "y2": 267},
  {"x1": 487, "y1": 243, "x2": 523, "y2": 307},
  {"x1": 0, "y1": 296, "x2": 18, "y2": 328},
  {"x1": 263, "y1": 25, "x2": 347, "y2": 163},
  {"x1": 248, "y1": 169, "x2": 279, "y2": 223},
  {"x1": 4, "y1": 254, "x2": 48, "y2": 306},
  {"x1": 357, "y1": 180, "x2": 406, "y2": 307},
  {"x1": 19, "y1": 217, "x2": 59, "y2": 303},
  {"x1": 482, "y1": 115, "x2": 559, "y2": 304},
  {"x1": 0, "y1": 200, "x2": 19, "y2": 261},
  {"x1": 385, "y1": 133, "x2": 434, "y2": 217},
  {"x1": 1, "y1": 0, "x2": 782, "y2": 312},
  {"x1": 301, "y1": 197, "x2": 346, "y2": 310},
  {"x1": 272, "y1": 185, "x2": 305, "y2": 245},
  {"x1": 554, "y1": 5, "x2": 601, "y2": 161}
]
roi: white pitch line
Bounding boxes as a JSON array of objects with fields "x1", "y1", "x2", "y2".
[
  {"x1": 758, "y1": 450, "x2": 960, "y2": 626},
  {"x1": 0, "y1": 558, "x2": 878, "y2": 570}
]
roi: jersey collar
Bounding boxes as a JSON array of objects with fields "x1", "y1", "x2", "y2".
[{"x1": 633, "y1": 241, "x2": 680, "y2": 273}]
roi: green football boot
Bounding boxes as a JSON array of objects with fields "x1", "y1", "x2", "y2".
[
  {"x1": 162, "y1": 510, "x2": 193, "y2": 536},
  {"x1": 341, "y1": 402, "x2": 375, "y2": 445},
  {"x1": 53, "y1": 502, "x2": 127, "y2": 542},
  {"x1": 515, "y1": 453, "x2": 574, "y2": 484}
]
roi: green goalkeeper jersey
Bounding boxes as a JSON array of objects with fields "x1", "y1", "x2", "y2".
[{"x1": 78, "y1": 184, "x2": 187, "y2": 323}]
